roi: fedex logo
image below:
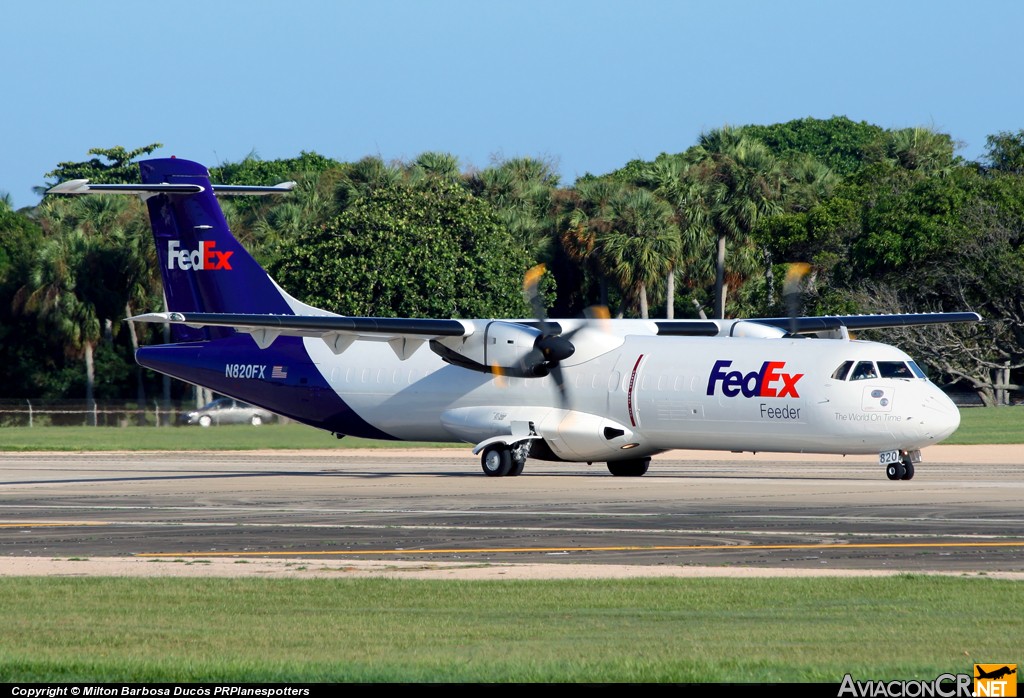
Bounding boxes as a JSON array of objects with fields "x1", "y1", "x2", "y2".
[
  {"x1": 167, "y1": 240, "x2": 233, "y2": 271},
  {"x1": 706, "y1": 360, "x2": 804, "y2": 398}
]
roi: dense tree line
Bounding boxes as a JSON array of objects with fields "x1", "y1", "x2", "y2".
[{"x1": 2, "y1": 118, "x2": 1023, "y2": 407}]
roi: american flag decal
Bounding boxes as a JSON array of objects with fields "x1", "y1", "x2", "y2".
[{"x1": 272, "y1": 366, "x2": 288, "y2": 379}]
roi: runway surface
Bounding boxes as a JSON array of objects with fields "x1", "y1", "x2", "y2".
[{"x1": 1, "y1": 446, "x2": 1022, "y2": 577}]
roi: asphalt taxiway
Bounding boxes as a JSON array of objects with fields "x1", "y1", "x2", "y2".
[{"x1": 1, "y1": 446, "x2": 1022, "y2": 576}]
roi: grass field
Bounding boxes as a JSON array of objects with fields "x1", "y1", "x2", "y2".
[
  {"x1": 944, "y1": 406, "x2": 1024, "y2": 445},
  {"x1": 0, "y1": 406, "x2": 1021, "y2": 450},
  {"x1": 1, "y1": 575, "x2": 1019, "y2": 682},
  {"x1": 2, "y1": 407, "x2": 1020, "y2": 684}
]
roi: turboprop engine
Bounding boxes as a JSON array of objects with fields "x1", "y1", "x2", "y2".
[{"x1": 430, "y1": 320, "x2": 573, "y2": 378}]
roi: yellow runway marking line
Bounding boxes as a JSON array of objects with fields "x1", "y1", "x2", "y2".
[{"x1": 137, "y1": 540, "x2": 1024, "y2": 558}]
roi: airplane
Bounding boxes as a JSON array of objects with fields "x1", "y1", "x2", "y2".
[
  {"x1": 976, "y1": 666, "x2": 1017, "y2": 681},
  {"x1": 48, "y1": 157, "x2": 983, "y2": 480}
]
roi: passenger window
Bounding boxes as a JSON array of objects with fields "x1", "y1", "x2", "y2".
[
  {"x1": 850, "y1": 361, "x2": 877, "y2": 380},
  {"x1": 878, "y1": 361, "x2": 913, "y2": 379},
  {"x1": 831, "y1": 361, "x2": 854, "y2": 381}
]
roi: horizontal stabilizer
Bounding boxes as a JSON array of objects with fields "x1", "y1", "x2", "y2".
[{"x1": 47, "y1": 180, "x2": 295, "y2": 197}]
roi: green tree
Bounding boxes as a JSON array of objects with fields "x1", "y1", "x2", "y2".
[
  {"x1": 984, "y1": 130, "x2": 1024, "y2": 174},
  {"x1": 559, "y1": 177, "x2": 626, "y2": 310},
  {"x1": 599, "y1": 188, "x2": 680, "y2": 318},
  {"x1": 632, "y1": 152, "x2": 716, "y2": 317},
  {"x1": 15, "y1": 227, "x2": 104, "y2": 420},
  {"x1": 44, "y1": 144, "x2": 163, "y2": 190},
  {"x1": 272, "y1": 177, "x2": 532, "y2": 318},
  {"x1": 867, "y1": 127, "x2": 958, "y2": 176},
  {"x1": 691, "y1": 127, "x2": 784, "y2": 318},
  {"x1": 408, "y1": 152, "x2": 462, "y2": 182},
  {"x1": 741, "y1": 116, "x2": 885, "y2": 177},
  {"x1": 0, "y1": 200, "x2": 50, "y2": 398},
  {"x1": 470, "y1": 156, "x2": 560, "y2": 264}
]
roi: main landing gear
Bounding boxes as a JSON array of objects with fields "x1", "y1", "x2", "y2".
[
  {"x1": 480, "y1": 442, "x2": 529, "y2": 477},
  {"x1": 884, "y1": 452, "x2": 917, "y2": 481},
  {"x1": 480, "y1": 444, "x2": 652, "y2": 477},
  {"x1": 606, "y1": 457, "x2": 650, "y2": 477}
]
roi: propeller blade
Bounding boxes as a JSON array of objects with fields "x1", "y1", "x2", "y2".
[
  {"x1": 490, "y1": 363, "x2": 508, "y2": 389},
  {"x1": 523, "y1": 263, "x2": 550, "y2": 333},
  {"x1": 783, "y1": 263, "x2": 811, "y2": 335},
  {"x1": 549, "y1": 364, "x2": 569, "y2": 409}
]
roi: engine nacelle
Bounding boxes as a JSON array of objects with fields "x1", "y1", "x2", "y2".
[{"x1": 431, "y1": 321, "x2": 546, "y2": 375}]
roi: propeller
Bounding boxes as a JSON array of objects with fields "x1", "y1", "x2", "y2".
[
  {"x1": 783, "y1": 262, "x2": 811, "y2": 336},
  {"x1": 521, "y1": 264, "x2": 577, "y2": 407}
]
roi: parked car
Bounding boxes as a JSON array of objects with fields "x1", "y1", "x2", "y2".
[{"x1": 180, "y1": 398, "x2": 275, "y2": 427}]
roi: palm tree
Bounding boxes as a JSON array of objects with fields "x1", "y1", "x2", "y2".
[
  {"x1": 471, "y1": 157, "x2": 560, "y2": 263},
  {"x1": 691, "y1": 127, "x2": 784, "y2": 318},
  {"x1": 409, "y1": 152, "x2": 462, "y2": 182},
  {"x1": 635, "y1": 153, "x2": 715, "y2": 318},
  {"x1": 598, "y1": 188, "x2": 680, "y2": 318},
  {"x1": 16, "y1": 227, "x2": 103, "y2": 423},
  {"x1": 335, "y1": 157, "x2": 403, "y2": 209},
  {"x1": 881, "y1": 127, "x2": 956, "y2": 175},
  {"x1": 560, "y1": 177, "x2": 625, "y2": 308}
]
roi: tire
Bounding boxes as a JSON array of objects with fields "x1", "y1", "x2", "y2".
[
  {"x1": 508, "y1": 456, "x2": 526, "y2": 477},
  {"x1": 900, "y1": 460, "x2": 915, "y2": 480},
  {"x1": 251, "y1": 415, "x2": 263, "y2": 426},
  {"x1": 481, "y1": 446, "x2": 512, "y2": 477},
  {"x1": 886, "y1": 462, "x2": 904, "y2": 480},
  {"x1": 607, "y1": 457, "x2": 650, "y2": 477},
  {"x1": 198, "y1": 415, "x2": 212, "y2": 428}
]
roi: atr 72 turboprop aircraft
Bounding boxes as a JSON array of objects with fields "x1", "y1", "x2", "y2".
[{"x1": 50, "y1": 157, "x2": 982, "y2": 480}]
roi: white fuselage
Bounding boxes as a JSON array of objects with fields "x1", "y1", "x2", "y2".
[{"x1": 304, "y1": 332, "x2": 960, "y2": 462}]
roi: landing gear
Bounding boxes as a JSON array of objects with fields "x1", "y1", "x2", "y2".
[
  {"x1": 883, "y1": 451, "x2": 917, "y2": 481},
  {"x1": 607, "y1": 457, "x2": 650, "y2": 477},
  {"x1": 481, "y1": 445, "x2": 512, "y2": 477},
  {"x1": 900, "y1": 456, "x2": 915, "y2": 480},
  {"x1": 481, "y1": 441, "x2": 530, "y2": 477},
  {"x1": 508, "y1": 441, "x2": 529, "y2": 476}
]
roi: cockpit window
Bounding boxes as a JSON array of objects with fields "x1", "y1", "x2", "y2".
[
  {"x1": 850, "y1": 361, "x2": 877, "y2": 380},
  {"x1": 908, "y1": 361, "x2": 927, "y2": 379},
  {"x1": 831, "y1": 361, "x2": 854, "y2": 381},
  {"x1": 878, "y1": 361, "x2": 914, "y2": 379}
]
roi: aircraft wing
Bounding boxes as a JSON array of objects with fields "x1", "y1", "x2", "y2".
[
  {"x1": 751, "y1": 312, "x2": 983, "y2": 333},
  {"x1": 128, "y1": 311, "x2": 473, "y2": 358}
]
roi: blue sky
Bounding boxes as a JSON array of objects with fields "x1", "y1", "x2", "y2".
[{"x1": 2, "y1": 0, "x2": 1021, "y2": 209}]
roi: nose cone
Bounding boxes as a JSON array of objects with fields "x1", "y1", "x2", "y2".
[{"x1": 921, "y1": 387, "x2": 961, "y2": 443}]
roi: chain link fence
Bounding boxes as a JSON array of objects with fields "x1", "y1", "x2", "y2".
[{"x1": 0, "y1": 400, "x2": 189, "y2": 427}]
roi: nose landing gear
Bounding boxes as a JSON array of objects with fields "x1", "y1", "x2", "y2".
[{"x1": 884, "y1": 451, "x2": 918, "y2": 480}]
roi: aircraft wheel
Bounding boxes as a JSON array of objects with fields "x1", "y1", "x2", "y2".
[
  {"x1": 885, "y1": 461, "x2": 904, "y2": 480},
  {"x1": 900, "y1": 459, "x2": 915, "y2": 480},
  {"x1": 481, "y1": 445, "x2": 512, "y2": 477},
  {"x1": 250, "y1": 415, "x2": 263, "y2": 426},
  {"x1": 508, "y1": 456, "x2": 526, "y2": 477},
  {"x1": 198, "y1": 415, "x2": 212, "y2": 428},
  {"x1": 607, "y1": 457, "x2": 650, "y2": 477},
  {"x1": 508, "y1": 442, "x2": 529, "y2": 476}
]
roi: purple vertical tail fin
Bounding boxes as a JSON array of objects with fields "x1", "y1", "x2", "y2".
[
  {"x1": 138, "y1": 158, "x2": 299, "y2": 341},
  {"x1": 47, "y1": 156, "x2": 320, "y2": 342}
]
